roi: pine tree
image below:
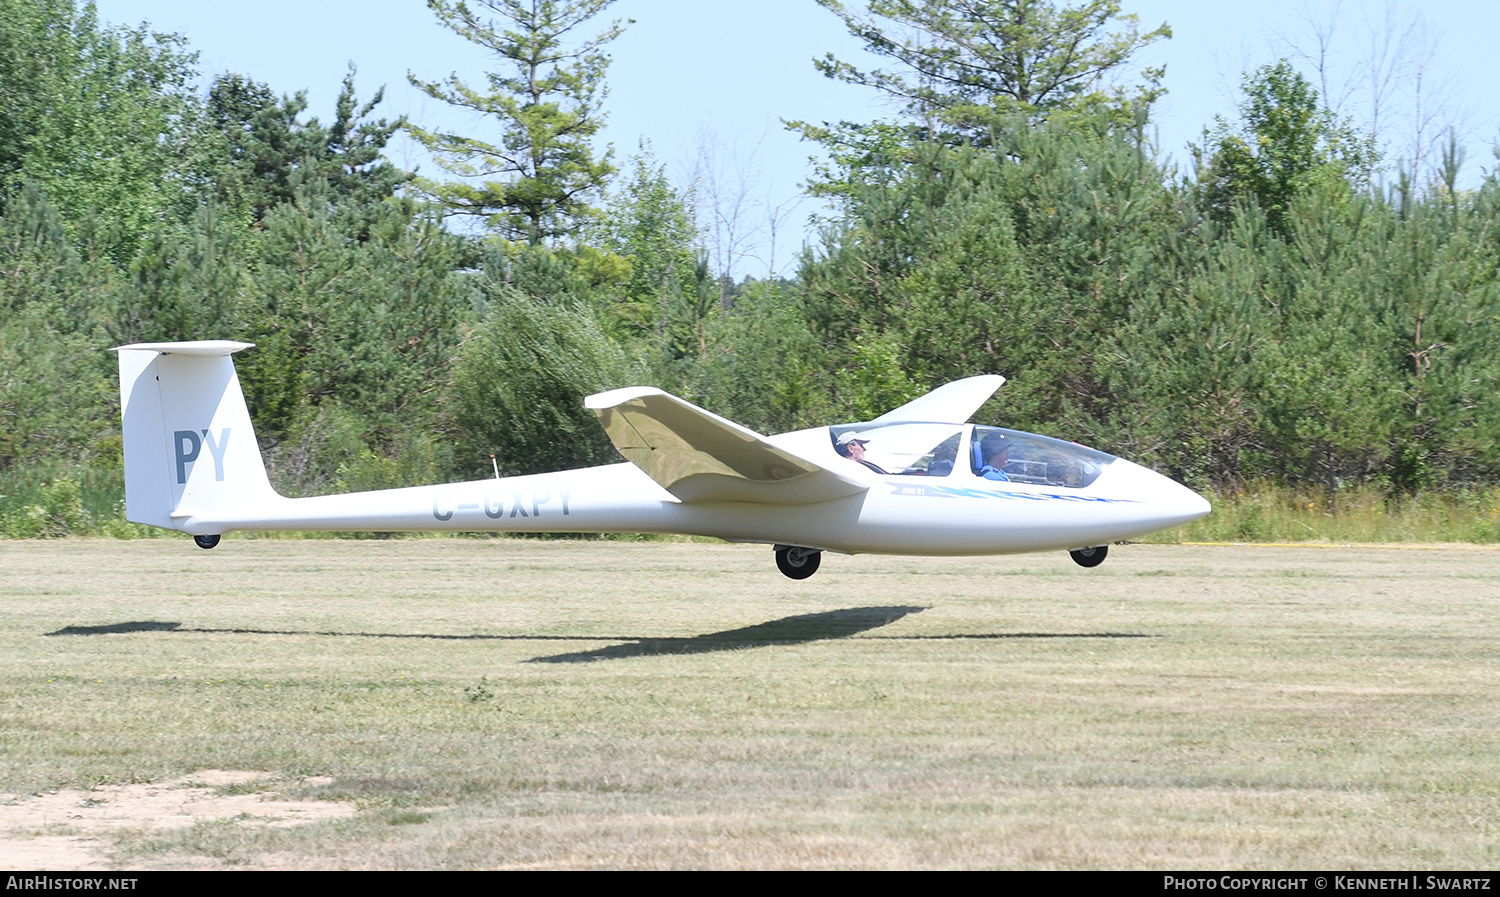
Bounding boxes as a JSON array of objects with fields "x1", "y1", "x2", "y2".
[
  {"x1": 207, "y1": 68, "x2": 408, "y2": 225},
  {"x1": 807, "y1": 0, "x2": 1169, "y2": 136},
  {"x1": 408, "y1": 0, "x2": 625, "y2": 245}
]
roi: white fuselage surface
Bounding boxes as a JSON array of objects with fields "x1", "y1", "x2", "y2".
[
  {"x1": 114, "y1": 341, "x2": 1210, "y2": 572},
  {"x1": 171, "y1": 429, "x2": 1208, "y2": 557}
]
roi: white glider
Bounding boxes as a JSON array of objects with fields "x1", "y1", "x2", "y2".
[{"x1": 114, "y1": 340, "x2": 1210, "y2": 578}]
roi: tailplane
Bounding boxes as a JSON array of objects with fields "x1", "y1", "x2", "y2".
[{"x1": 114, "y1": 341, "x2": 279, "y2": 531}]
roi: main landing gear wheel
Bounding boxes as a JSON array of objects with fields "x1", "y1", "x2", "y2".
[
  {"x1": 1069, "y1": 545, "x2": 1108, "y2": 568},
  {"x1": 775, "y1": 545, "x2": 822, "y2": 580},
  {"x1": 193, "y1": 534, "x2": 221, "y2": 550}
]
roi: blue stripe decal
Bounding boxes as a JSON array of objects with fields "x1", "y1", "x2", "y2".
[{"x1": 888, "y1": 483, "x2": 1137, "y2": 504}]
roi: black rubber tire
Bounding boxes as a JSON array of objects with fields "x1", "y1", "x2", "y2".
[
  {"x1": 193, "y1": 534, "x2": 221, "y2": 550},
  {"x1": 775, "y1": 546, "x2": 822, "y2": 580},
  {"x1": 1069, "y1": 545, "x2": 1107, "y2": 567}
]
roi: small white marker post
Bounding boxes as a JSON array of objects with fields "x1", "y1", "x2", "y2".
[{"x1": 491, "y1": 454, "x2": 501, "y2": 480}]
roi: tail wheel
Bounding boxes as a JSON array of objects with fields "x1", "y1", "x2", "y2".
[
  {"x1": 193, "y1": 534, "x2": 221, "y2": 550},
  {"x1": 1069, "y1": 545, "x2": 1107, "y2": 568},
  {"x1": 775, "y1": 546, "x2": 822, "y2": 580}
]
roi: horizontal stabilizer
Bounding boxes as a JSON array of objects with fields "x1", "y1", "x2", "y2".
[
  {"x1": 586, "y1": 387, "x2": 868, "y2": 504},
  {"x1": 872, "y1": 374, "x2": 1005, "y2": 424},
  {"x1": 113, "y1": 340, "x2": 254, "y2": 357}
]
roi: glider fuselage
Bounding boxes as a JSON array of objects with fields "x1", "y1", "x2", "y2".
[
  {"x1": 170, "y1": 428, "x2": 1207, "y2": 557},
  {"x1": 115, "y1": 340, "x2": 1210, "y2": 573}
]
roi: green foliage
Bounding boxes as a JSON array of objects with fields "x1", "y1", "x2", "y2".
[
  {"x1": 0, "y1": 307, "x2": 116, "y2": 472},
  {"x1": 484, "y1": 240, "x2": 598, "y2": 303},
  {"x1": 0, "y1": 0, "x2": 204, "y2": 262},
  {"x1": 334, "y1": 432, "x2": 454, "y2": 494},
  {"x1": 107, "y1": 201, "x2": 246, "y2": 346},
  {"x1": 796, "y1": 90, "x2": 1500, "y2": 501},
  {"x1": 1152, "y1": 481, "x2": 1500, "y2": 546},
  {"x1": 834, "y1": 335, "x2": 922, "y2": 422},
  {"x1": 409, "y1": 0, "x2": 625, "y2": 244},
  {"x1": 242, "y1": 180, "x2": 468, "y2": 436},
  {"x1": 8, "y1": 0, "x2": 1500, "y2": 543},
  {"x1": 801, "y1": 118, "x2": 1168, "y2": 432},
  {"x1": 1105, "y1": 157, "x2": 1500, "y2": 492},
  {"x1": 207, "y1": 68, "x2": 410, "y2": 225},
  {"x1": 594, "y1": 146, "x2": 699, "y2": 341},
  {"x1": 0, "y1": 468, "x2": 156, "y2": 539},
  {"x1": 668, "y1": 281, "x2": 831, "y2": 434},
  {"x1": 228, "y1": 182, "x2": 470, "y2": 499},
  {"x1": 451, "y1": 287, "x2": 644, "y2": 477},
  {"x1": 0, "y1": 186, "x2": 117, "y2": 471},
  {"x1": 5, "y1": 476, "x2": 87, "y2": 537},
  {"x1": 0, "y1": 1, "x2": 472, "y2": 529},
  {"x1": 789, "y1": 119, "x2": 924, "y2": 205},
  {"x1": 804, "y1": 0, "x2": 1169, "y2": 138},
  {"x1": 260, "y1": 400, "x2": 456, "y2": 498},
  {"x1": 1195, "y1": 61, "x2": 1376, "y2": 234}
]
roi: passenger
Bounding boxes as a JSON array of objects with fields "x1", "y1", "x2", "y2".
[
  {"x1": 835, "y1": 431, "x2": 888, "y2": 474},
  {"x1": 978, "y1": 433, "x2": 1012, "y2": 481}
]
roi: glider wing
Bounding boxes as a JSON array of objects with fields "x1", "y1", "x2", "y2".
[
  {"x1": 871, "y1": 374, "x2": 1005, "y2": 424},
  {"x1": 586, "y1": 387, "x2": 868, "y2": 504}
]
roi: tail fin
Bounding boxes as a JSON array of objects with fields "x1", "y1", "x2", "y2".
[{"x1": 114, "y1": 341, "x2": 278, "y2": 531}]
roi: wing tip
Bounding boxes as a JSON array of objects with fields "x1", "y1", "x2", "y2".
[
  {"x1": 871, "y1": 374, "x2": 1007, "y2": 424},
  {"x1": 585, "y1": 386, "x2": 663, "y2": 410}
]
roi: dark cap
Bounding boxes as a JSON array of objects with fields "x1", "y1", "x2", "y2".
[{"x1": 980, "y1": 433, "x2": 1011, "y2": 457}]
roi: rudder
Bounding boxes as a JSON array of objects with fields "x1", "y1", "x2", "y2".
[{"x1": 115, "y1": 341, "x2": 277, "y2": 531}]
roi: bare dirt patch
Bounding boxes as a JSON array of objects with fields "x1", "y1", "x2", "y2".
[{"x1": 0, "y1": 770, "x2": 355, "y2": 870}]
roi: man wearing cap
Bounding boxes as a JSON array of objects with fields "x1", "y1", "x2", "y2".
[
  {"x1": 978, "y1": 433, "x2": 1012, "y2": 481},
  {"x1": 835, "y1": 431, "x2": 888, "y2": 474}
]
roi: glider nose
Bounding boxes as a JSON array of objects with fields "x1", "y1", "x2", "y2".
[
  {"x1": 1167, "y1": 480, "x2": 1213, "y2": 525},
  {"x1": 1101, "y1": 459, "x2": 1212, "y2": 528}
]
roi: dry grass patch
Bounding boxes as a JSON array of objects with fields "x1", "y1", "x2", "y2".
[{"x1": 1, "y1": 538, "x2": 1498, "y2": 868}]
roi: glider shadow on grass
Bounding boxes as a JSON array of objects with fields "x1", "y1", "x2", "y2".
[
  {"x1": 42, "y1": 607, "x2": 926, "y2": 662},
  {"x1": 46, "y1": 608, "x2": 1154, "y2": 663},
  {"x1": 526, "y1": 605, "x2": 927, "y2": 663}
]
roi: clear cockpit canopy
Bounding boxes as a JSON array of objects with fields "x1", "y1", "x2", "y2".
[
  {"x1": 969, "y1": 426, "x2": 1114, "y2": 488},
  {"x1": 828, "y1": 422, "x2": 1115, "y2": 487}
]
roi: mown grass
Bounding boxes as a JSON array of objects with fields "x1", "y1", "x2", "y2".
[{"x1": 2, "y1": 538, "x2": 1499, "y2": 869}]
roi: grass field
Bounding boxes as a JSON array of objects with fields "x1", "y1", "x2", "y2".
[{"x1": 2, "y1": 538, "x2": 1498, "y2": 869}]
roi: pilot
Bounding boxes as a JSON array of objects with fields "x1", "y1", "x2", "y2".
[
  {"x1": 978, "y1": 433, "x2": 1012, "y2": 481},
  {"x1": 835, "y1": 431, "x2": 888, "y2": 474}
]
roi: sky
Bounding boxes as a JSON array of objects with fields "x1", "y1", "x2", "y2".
[{"x1": 93, "y1": 1, "x2": 1500, "y2": 277}]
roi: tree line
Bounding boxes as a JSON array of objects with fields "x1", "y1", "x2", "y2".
[{"x1": 3, "y1": 0, "x2": 1498, "y2": 538}]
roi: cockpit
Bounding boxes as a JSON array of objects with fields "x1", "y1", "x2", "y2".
[{"x1": 828, "y1": 422, "x2": 1114, "y2": 488}]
